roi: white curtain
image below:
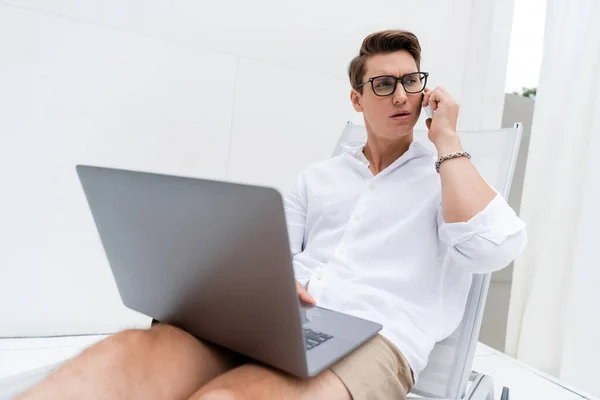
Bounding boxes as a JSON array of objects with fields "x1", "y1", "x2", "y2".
[{"x1": 506, "y1": 0, "x2": 600, "y2": 396}]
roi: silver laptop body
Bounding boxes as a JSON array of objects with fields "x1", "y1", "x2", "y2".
[{"x1": 76, "y1": 165, "x2": 382, "y2": 378}]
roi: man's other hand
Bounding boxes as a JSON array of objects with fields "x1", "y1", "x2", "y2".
[{"x1": 296, "y1": 281, "x2": 316, "y2": 305}]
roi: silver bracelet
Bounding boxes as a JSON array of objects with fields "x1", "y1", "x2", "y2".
[{"x1": 435, "y1": 151, "x2": 471, "y2": 173}]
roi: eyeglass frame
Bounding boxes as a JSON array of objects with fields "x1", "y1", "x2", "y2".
[{"x1": 357, "y1": 72, "x2": 430, "y2": 96}]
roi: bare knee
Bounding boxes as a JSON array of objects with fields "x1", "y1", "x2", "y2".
[
  {"x1": 97, "y1": 328, "x2": 153, "y2": 358},
  {"x1": 17, "y1": 326, "x2": 193, "y2": 399},
  {"x1": 88, "y1": 324, "x2": 189, "y2": 369},
  {"x1": 97, "y1": 324, "x2": 241, "y2": 385}
]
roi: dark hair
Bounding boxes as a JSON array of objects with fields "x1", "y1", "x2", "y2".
[{"x1": 348, "y1": 30, "x2": 422, "y2": 92}]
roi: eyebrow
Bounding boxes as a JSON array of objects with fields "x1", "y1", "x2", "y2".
[{"x1": 370, "y1": 70, "x2": 419, "y2": 77}]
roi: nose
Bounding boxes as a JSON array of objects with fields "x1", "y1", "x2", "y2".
[{"x1": 392, "y1": 83, "x2": 408, "y2": 105}]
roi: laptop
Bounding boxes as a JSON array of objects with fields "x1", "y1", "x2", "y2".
[{"x1": 76, "y1": 165, "x2": 382, "y2": 379}]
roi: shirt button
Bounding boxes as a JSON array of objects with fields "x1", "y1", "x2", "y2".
[
  {"x1": 369, "y1": 182, "x2": 374, "y2": 190},
  {"x1": 354, "y1": 215, "x2": 361, "y2": 222}
]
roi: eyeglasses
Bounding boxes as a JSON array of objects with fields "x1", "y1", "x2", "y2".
[{"x1": 358, "y1": 72, "x2": 429, "y2": 96}]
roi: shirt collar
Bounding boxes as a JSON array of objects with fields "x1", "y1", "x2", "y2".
[{"x1": 340, "y1": 140, "x2": 434, "y2": 167}]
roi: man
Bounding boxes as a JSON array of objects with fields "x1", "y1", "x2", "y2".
[{"x1": 20, "y1": 30, "x2": 526, "y2": 400}]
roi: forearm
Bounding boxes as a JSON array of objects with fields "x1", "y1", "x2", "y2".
[{"x1": 436, "y1": 135, "x2": 496, "y2": 223}]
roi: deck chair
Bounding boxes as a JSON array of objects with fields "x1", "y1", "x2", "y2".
[
  {"x1": 0, "y1": 122, "x2": 523, "y2": 400},
  {"x1": 334, "y1": 122, "x2": 523, "y2": 400}
]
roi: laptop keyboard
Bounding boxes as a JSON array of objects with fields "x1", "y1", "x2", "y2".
[{"x1": 303, "y1": 328, "x2": 333, "y2": 351}]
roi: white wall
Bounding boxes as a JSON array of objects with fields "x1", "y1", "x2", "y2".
[{"x1": 0, "y1": 0, "x2": 515, "y2": 336}]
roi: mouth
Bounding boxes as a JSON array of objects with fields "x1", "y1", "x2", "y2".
[{"x1": 390, "y1": 111, "x2": 411, "y2": 121}]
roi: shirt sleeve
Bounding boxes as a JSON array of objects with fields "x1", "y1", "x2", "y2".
[
  {"x1": 283, "y1": 172, "x2": 312, "y2": 286},
  {"x1": 436, "y1": 194, "x2": 527, "y2": 274}
]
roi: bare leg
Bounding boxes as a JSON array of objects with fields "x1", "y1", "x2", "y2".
[
  {"x1": 18, "y1": 325, "x2": 244, "y2": 400},
  {"x1": 188, "y1": 364, "x2": 351, "y2": 400}
]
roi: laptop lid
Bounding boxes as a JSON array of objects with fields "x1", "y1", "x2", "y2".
[{"x1": 76, "y1": 165, "x2": 308, "y2": 376}]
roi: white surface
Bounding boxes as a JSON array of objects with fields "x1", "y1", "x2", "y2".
[
  {"x1": 472, "y1": 352, "x2": 589, "y2": 400},
  {"x1": 4, "y1": 0, "x2": 481, "y2": 89},
  {"x1": 226, "y1": 57, "x2": 356, "y2": 193},
  {"x1": 0, "y1": 0, "x2": 516, "y2": 336},
  {"x1": 0, "y1": 337, "x2": 591, "y2": 399},
  {"x1": 0, "y1": 5, "x2": 237, "y2": 336},
  {"x1": 2, "y1": 0, "x2": 171, "y2": 37},
  {"x1": 0, "y1": 335, "x2": 109, "y2": 380},
  {"x1": 506, "y1": 0, "x2": 600, "y2": 397}
]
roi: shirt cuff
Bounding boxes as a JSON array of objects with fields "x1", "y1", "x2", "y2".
[{"x1": 438, "y1": 194, "x2": 525, "y2": 246}]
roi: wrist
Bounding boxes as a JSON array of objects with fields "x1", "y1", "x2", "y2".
[{"x1": 434, "y1": 133, "x2": 463, "y2": 155}]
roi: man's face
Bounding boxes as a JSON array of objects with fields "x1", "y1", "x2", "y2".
[{"x1": 351, "y1": 50, "x2": 423, "y2": 140}]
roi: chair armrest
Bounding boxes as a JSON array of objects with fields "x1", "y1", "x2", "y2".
[{"x1": 464, "y1": 371, "x2": 494, "y2": 400}]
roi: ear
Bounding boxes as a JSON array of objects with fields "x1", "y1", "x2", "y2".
[{"x1": 350, "y1": 89, "x2": 364, "y2": 112}]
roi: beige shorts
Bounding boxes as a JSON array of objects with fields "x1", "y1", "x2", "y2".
[{"x1": 330, "y1": 334, "x2": 414, "y2": 400}]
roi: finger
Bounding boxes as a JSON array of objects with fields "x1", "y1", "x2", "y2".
[
  {"x1": 430, "y1": 86, "x2": 454, "y2": 109},
  {"x1": 433, "y1": 86, "x2": 458, "y2": 110},
  {"x1": 299, "y1": 288, "x2": 316, "y2": 305},
  {"x1": 428, "y1": 88, "x2": 445, "y2": 111},
  {"x1": 422, "y1": 89, "x2": 432, "y2": 107},
  {"x1": 296, "y1": 283, "x2": 316, "y2": 304},
  {"x1": 429, "y1": 93, "x2": 438, "y2": 110}
]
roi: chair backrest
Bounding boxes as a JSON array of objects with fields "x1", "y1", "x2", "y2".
[{"x1": 333, "y1": 122, "x2": 523, "y2": 399}]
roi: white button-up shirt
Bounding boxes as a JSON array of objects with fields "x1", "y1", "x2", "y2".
[{"x1": 284, "y1": 140, "x2": 526, "y2": 379}]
